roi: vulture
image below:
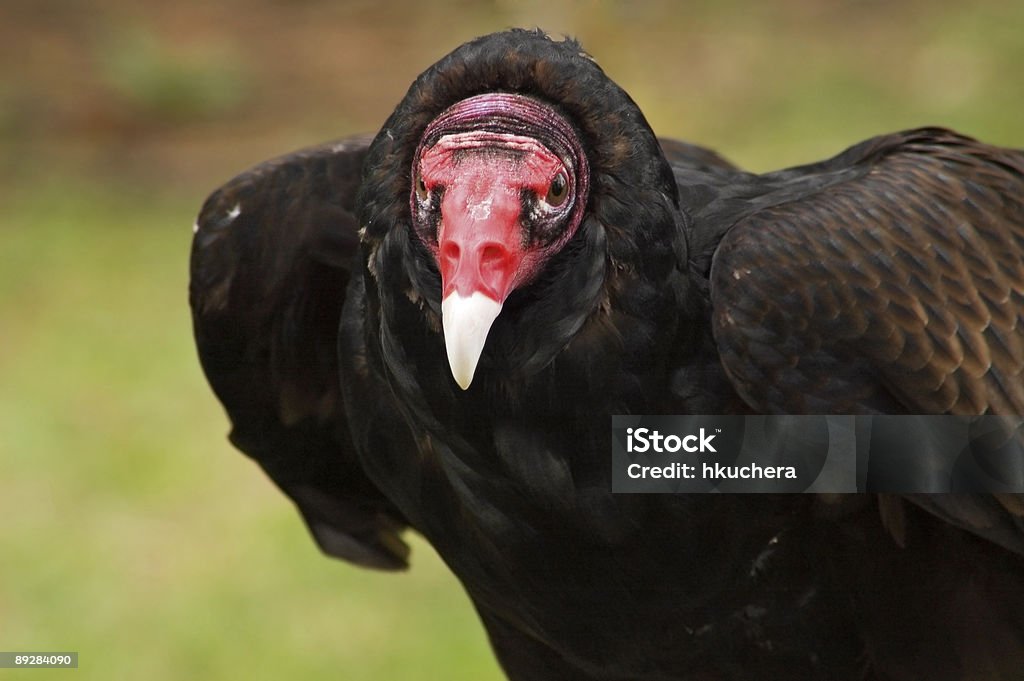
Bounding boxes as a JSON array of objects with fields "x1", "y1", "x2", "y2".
[{"x1": 190, "y1": 29, "x2": 1024, "y2": 681}]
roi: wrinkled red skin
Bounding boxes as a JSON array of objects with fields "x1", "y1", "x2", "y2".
[
  {"x1": 411, "y1": 92, "x2": 590, "y2": 307},
  {"x1": 419, "y1": 131, "x2": 568, "y2": 303}
]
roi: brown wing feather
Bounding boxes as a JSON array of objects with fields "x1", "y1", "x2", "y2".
[
  {"x1": 709, "y1": 128, "x2": 1024, "y2": 553},
  {"x1": 190, "y1": 135, "x2": 411, "y2": 570},
  {"x1": 658, "y1": 136, "x2": 740, "y2": 174},
  {"x1": 711, "y1": 129, "x2": 1024, "y2": 414}
]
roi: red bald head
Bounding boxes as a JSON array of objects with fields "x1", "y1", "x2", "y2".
[
  {"x1": 410, "y1": 93, "x2": 590, "y2": 388},
  {"x1": 419, "y1": 131, "x2": 569, "y2": 303}
]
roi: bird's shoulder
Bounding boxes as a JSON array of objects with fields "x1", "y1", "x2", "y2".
[{"x1": 691, "y1": 128, "x2": 1024, "y2": 414}]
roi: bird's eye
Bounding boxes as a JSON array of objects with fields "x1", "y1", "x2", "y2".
[
  {"x1": 415, "y1": 174, "x2": 429, "y2": 202},
  {"x1": 545, "y1": 172, "x2": 569, "y2": 207}
]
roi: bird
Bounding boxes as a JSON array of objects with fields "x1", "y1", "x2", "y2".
[{"x1": 190, "y1": 29, "x2": 1024, "y2": 681}]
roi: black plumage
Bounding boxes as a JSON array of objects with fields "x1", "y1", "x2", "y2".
[{"x1": 190, "y1": 29, "x2": 1024, "y2": 680}]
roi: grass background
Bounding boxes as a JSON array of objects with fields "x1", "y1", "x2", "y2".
[{"x1": 2, "y1": 1, "x2": 1022, "y2": 679}]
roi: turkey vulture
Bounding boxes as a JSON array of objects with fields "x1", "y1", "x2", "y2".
[{"x1": 190, "y1": 29, "x2": 1024, "y2": 681}]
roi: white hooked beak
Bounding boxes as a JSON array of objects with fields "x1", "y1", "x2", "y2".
[{"x1": 441, "y1": 291, "x2": 503, "y2": 390}]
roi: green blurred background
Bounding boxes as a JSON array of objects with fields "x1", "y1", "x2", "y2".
[{"x1": 2, "y1": 1, "x2": 1022, "y2": 679}]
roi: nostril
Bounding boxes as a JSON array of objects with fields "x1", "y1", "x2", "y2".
[
  {"x1": 441, "y1": 241, "x2": 461, "y2": 264},
  {"x1": 480, "y1": 244, "x2": 507, "y2": 265}
]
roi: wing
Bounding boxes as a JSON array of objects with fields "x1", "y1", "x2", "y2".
[
  {"x1": 711, "y1": 127, "x2": 1024, "y2": 414},
  {"x1": 707, "y1": 127, "x2": 1024, "y2": 552},
  {"x1": 189, "y1": 135, "x2": 410, "y2": 570},
  {"x1": 659, "y1": 136, "x2": 741, "y2": 175}
]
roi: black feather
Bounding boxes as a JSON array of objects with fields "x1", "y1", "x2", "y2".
[{"x1": 191, "y1": 30, "x2": 1024, "y2": 681}]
